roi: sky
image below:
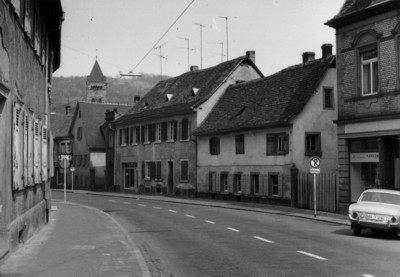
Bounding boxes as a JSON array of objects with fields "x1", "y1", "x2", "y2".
[{"x1": 54, "y1": 0, "x2": 344, "y2": 78}]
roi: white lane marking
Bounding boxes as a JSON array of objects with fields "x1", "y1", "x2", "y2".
[
  {"x1": 109, "y1": 200, "x2": 116, "y2": 202},
  {"x1": 138, "y1": 204, "x2": 146, "y2": 207},
  {"x1": 123, "y1": 202, "x2": 130, "y2": 205},
  {"x1": 253, "y1": 236, "x2": 274, "y2": 244},
  {"x1": 186, "y1": 214, "x2": 195, "y2": 218},
  {"x1": 297, "y1": 251, "x2": 327, "y2": 261},
  {"x1": 205, "y1": 220, "x2": 215, "y2": 224},
  {"x1": 362, "y1": 275, "x2": 375, "y2": 277},
  {"x1": 226, "y1": 227, "x2": 240, "y2": 232},
  {"x1": 153, "y1": 206, "x2": 161, "y2": 209},
  {"x1": 168, "y1": 210, "x2": 177, "y2": 213}
]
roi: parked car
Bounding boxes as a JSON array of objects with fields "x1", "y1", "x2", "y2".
[{"x1": 348, "y1": 189, "x2": 400, "y2": 236}]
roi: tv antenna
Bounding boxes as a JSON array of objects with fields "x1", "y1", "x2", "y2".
[
  {"x1": 207, "y1": 42, "x2": 225, "y2": 63},
  {"x1": 154, "y1": 41, "x2": 168, "y2": 79},
  {"x1": 195, "y1": 23, "x2": 206, "y2": 69},
  {"x1": 219, "y1": 16, "x2": 229, "y2": 61},
  {"x1": 177, "y1": 37, "x2": 196, "y2": 71}
]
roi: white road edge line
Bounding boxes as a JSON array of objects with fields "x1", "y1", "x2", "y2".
[
  {"x1": 205, "y1": 220, "x2": 215, "y2": 224},
  {"x1": 253, "y1": 236, "x2": 274, "y2": 244},
  {"x1": 108, "y1": 200, "x2": 116, "y2": 202},
  {"x1": 168, "y1": 210, "x2": 177, "y2": 213},
  {"x1": 297, "y1": 251, "x2": 327, "y2": 261},
  {"x1": 153, "y1": 207, "x2": 161, "y2": 209},
  {"x1": 226, "y1": 227, "x2": 240, "y2": 232},
  {"x1": 137, "y1": 204, "x2": 146, "y2": 207},
  {"x1": 123, "y1": 202, "x2": 130, "y2": 205},
  {"x1": 185, "y1": 214, "x2": 195, "y2": 218}
]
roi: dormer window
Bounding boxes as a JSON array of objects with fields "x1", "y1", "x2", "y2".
[
  {"x1": 166, "y1": 94, "x2": 173, "y2": 101},
  {"x1": 143, "y1": 101, "x2": 149, "y2": 108},
  {"x1": 192, "y1": 88, "x2": 200, "y2": 96}
]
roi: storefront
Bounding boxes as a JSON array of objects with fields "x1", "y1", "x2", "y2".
[{"x1": 349, "y1": 137, "x2": 400, "y2": 202}]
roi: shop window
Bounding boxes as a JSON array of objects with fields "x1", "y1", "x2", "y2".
[
  {"x1": 209, "y1": 137, "x2": 220, "y2": 155},
  {"x1": 305, "y1": 132, "x2": 321, "y2": 156},
  {"x1": 180, "y1": 160, "x2": 189, "y2": 181},
  {"x1": 220, "y1": 172, "x2": 228, "y2": 192},
  {"x1": 267, "y1": 133, "x2": 288, "y2": 155},
  {"x1": 323, "y1": 87, "x2": 334, "y2": 109},
  {"x1": 235, "y1": 134, "x2": 245, "y2": 154}
]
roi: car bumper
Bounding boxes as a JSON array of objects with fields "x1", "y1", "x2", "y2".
[{"x1": 349, "y1": 218, "x2": 400, "y2": 231}]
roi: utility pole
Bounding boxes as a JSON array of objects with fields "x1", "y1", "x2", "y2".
[
  {"x1": 195, "y1": 23, "x2": 206, "y2": 69},
  {"x1": 177, "y1": 37, "x2": 195, "y2": 71},
  {"x1": 219, "y1": 16, "x2": 229, "y2": 61},
  {"x1": 154, "y1": 42, "x2": 168, "y2": 79}
]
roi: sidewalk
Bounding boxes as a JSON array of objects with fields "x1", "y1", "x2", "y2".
[
  {"x1": 55, "y1": 189, "x2": 350, "y2": 226},
  {"x1": 0, "y1": 200, "x2": 150, "y2": 277}
]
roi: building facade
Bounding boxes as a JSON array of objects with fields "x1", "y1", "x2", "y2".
[
  {"x1": 326, "y1": 0, "x2": 400, "y2": 211},
  {"x1": 194, "y1": 46, "x2": 337, "y2": 206},
  {"x1": 86, "y1": 59, "x2": 107, "y2": 103},
  {"x1": 113, "y1": 52, "x2": 263, "y2": 196},
  {"x1": 0, "y1": 0, "x2": 63, "y2": 250}
]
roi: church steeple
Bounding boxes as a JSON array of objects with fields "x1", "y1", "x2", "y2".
[{"x1": 86, "y1": 57, "x2": 107, "y2": 103}]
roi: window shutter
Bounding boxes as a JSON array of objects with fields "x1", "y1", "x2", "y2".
[
  {"x1": 178, "y1": 120, "x2": 182, "y2": 141},
  {"x1": 187, "y1": 119, "x2": 192, "y2": 140},
  {"x1": 141, "y1": 125, "x2": 145, "y2": 143},
  {"x1": 219, "y1": 174, "x2": 224, "y2": 192},
  {"x1": 209, "y1": 138, "x2": 212, "y2": 154},
  {"x1": 267, "y1": 175, "x2": 272, "y2": 196},
  {"x1": 150, "y1": 161, "x2": 156, "y2": 179},
  {"x1": 119, "y1": 129, "x2": 122, "y2": 145},
  {"x1": 141, "y1": 161, "x2": 145, "y2": 179},
  {"x1": 136, "y1": 126, "x2": 141, "y2": 143},
  {"x1": 284, "y1": 134, "x2": 289, "y2": 154},
  {"x1": 156, "y1": 161, "x2": 162, "y2": 180},
  {"x1": 278, "y1": 174, "x2": 283, "y2": 197},
  {"x1": 161, "y1": 122, "x2": 167, "y2": 141},
  {"x1": 262, "y1": 174, "x2": 268, "y2": 196},
  {"x1": 23, "y1": 113, "x2": 28, "y2": 187},
  {"x1": 28, "y1": 114, "x2": 34, "y2": 186},
  {"x1": 12, "y1": 104, "x2": 23, "y2": 190},
  {"x1": 41, "y1": 125, "x2": 48, "y2": 181},
  {"x1": 227, "y1": 174, "x2": 233, "y2": 193},
  {"x1": 173, "y1": 121, "x2": 177, "y2": 141}
]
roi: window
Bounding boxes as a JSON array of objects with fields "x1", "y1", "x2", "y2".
[
  {"x1": 235, "y1": 134, "x2": 245, "y2": 154},
  {"x1": 161, "y1": 122, "x2": 168, "y2": 142},
  {"x1": 134, "y1": 126, "x2": 141, "y2": 144},
  {"x1": 233, "y1": 174, "x2": 242, "y2": 193},
  {"x1": 119, "y1": 128, "x2": 129, "y2": 146},
  {"x1": 305, "y1": 132, "x2": 321, "y2": 156},
  {"x1": 144, "y1": 161, "x2": 151, "y2": 179},
  {"x1": 266, "y1": 133, "x2": 288, "y2": 155},
  {"x1": 123, "y1": 163, "x2": 137, "y2": 188},
  {"x1": 59, "y1": 141, "x2": 71, "y2": 154},
  {"x1": 129, "y1": 127, "x2": 134, "y2": 145},
  {"x1": 209, "y1": 137, "x2": 220, "y2": 155},
  {"x1": 220, "y1": 173, "x2": 228, "y2": 192},
  {"x1": 181, "y1": 118, "x2": 189, "y2": 140},
  {"x1": 180, "y1": 160, "x2": 189, "y2": 181},
  {"x1": 155, "y1": 161, "x2": 162, "y2": 180},
  {"x1": 323, "y1": 87, "x2": 334, "y2": 109},
  {"x1": 77, "y1": 127, "x2": 82, "y2": 140},
  {"x1": 269, "y1": 174, "x2": 279, "y2": 196},
  {"x1": 361, "y1": 48, "x2": 378, "y2": 96},
  {"x1": 168, "y1": 121, "x2": 177, "y2": 141},
  {"x1": 251, "y1": 174, "x2": 260, "y2": 195},
  {"x1": 156, "y1": 124, "x2": 162, "y2": 142},
  {"x1": 143, "y1": 125, "x2": 149, "y2": 143},
  {"x1": 209, "y1": 172, "x2": 216, "y2": 192},
  {"x1": 148, "y1": 124, "x2": 156, "y2": 142}
]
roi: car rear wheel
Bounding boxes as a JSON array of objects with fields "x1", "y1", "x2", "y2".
[{"x1": 353, "y1": 228, "x2": 362, "y2": 236}]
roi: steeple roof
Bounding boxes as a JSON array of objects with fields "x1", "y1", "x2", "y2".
[{"x1": 87, "y1": 60, "x2": 106, "y2": 84}]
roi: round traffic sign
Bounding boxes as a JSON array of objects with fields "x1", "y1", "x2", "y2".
[{"x1": 310, "y1": 157, "x2": 320, "y2": 168}]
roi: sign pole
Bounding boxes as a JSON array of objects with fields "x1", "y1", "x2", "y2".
[
  {"x1": 313, "y1": 173, "x2": 317, "y2": 218},
  {"x1": 63, "y1": 158, "x2": 67, "y2": 203},
  {"x1": 71, "y1": 170, "x2": 74, "y2": 191}
]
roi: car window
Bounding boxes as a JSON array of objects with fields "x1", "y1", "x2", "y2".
[{"x1": 360, "y1": 192, "x2": 400, "y2": 205}]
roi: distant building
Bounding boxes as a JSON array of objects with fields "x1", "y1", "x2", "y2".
[
  {"x1": 86, "y1": 59, "x2": 107, "y2": 103},
  {"x1": 326, "y1": 0, "x2": 400, "y2": 211},
  {"x1": 0, "y1": 0, "x2": 63, "y2": 251},
  {"x1": 113, "y1": 52, "x2": 263, "y2": 196},
  {"x1": 69, "y1": 102, "x2": 131, "y2": 191},
  {"x1": 193, "y1": 46, "x2": 337, "y2": 208}
]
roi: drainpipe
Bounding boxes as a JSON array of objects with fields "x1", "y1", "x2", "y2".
[{"x1": 190, "y1": 133, "x2": 198, "y2": 198}]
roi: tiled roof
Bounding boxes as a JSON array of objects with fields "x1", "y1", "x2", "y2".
[
  {"x1": 193, "y1": 57, "x2": 335, "y2": 136},
  {"x1": 114, "y1": 55, "x2": 262, "y2": 125},
  {"x1": 87, "y1": 60, "x2": 106, "y2": 84},
  {"x1": 71, "y1": 102, "x2": 132, "y2": 148},
  {"x1": 50, "y1": 113, "x2": 73, "y2": 139}
]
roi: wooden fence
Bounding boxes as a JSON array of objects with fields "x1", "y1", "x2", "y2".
[{"x1": 298, "y1": 172, "x2": 337, "y2": 213}]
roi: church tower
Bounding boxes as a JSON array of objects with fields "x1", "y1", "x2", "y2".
[{"x1": 86, "y1": 59, "x2": 107, "y2": 103}]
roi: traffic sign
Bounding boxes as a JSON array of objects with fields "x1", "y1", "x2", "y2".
[
  {"x1": 310, "y1": 168, "x2": 320, "y2": 174},
  {"x1": 310, "y1": 157, "x2": 320, "y2": 168},
  {"x1": 70, "y1": 167, "x2": 75, "y2": 172},
  {"x1": 58, "y1": 154, "x2": 72, "y2": 161}
]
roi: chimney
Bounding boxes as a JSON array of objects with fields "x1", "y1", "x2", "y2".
[
  {"x1": 246, "y1": 50, "x2": 255, "y2": 64},
  {"x1": 321, "y1": 43, "x2": 333, "y2": 60},
  {"x1": 65, "y1": 105, "x2": 71, "y2": 115},
  {"x1": 302, "y1": 52, "x2": 315, "y2": 64},
  {"x1": 134, "y1": 95, "x2": 141, "y2": 103},
  {"x1": 190, "y1": 65, "x2": 199, "y2": 72},
  {"x1": 105, "y1": 109, "x2": 116, "y2": 123}
]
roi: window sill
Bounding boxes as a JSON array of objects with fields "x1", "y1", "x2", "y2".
[
  {"x1": 180, "y1": 179, "x2": 189, "y2": 183},
  {"x1": 305, "y1": 151, "x2": 322, "y2": 157},
  {"x1": 167, "y1": 140, "x2": 176, "y2": 143}
]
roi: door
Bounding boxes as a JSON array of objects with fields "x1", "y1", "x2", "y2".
[{"x1": 168, "y1": 161, "x2": 174, "y2": 194}]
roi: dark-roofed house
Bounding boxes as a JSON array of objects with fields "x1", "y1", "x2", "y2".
[
  {"x1": 326, "y1": 0, "x2": 400, "y2": 212},
  {"x1": 69, "y1": 102, "x2": 132, "y2": 191},
  {"x1": 193, "y1": 46, "x2": 337, "y2": 208},
  {"x1": 113, "y1": 52, "x2": 263, "y2": 196}
]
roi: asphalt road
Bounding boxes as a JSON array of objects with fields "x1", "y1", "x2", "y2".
[{"x1": 53, "y1": 191, "x2": 400, "y2": 277}]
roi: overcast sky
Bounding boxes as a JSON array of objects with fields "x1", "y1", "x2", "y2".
[{"x1": 54, "y1": 0, "x2": 343, "y2": 78}]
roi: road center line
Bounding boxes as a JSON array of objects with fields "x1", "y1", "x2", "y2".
[
  {"x1": 109, "y1": 200, "x2": 116, "y2": 202},
  {"x1": 186, "y1": 214, "x2": 195, "y2": 218},
  {"x1": 253, "y1": 236, "x2": 274, "y2": 244},
  {"x1": 205, "y1": 220, "x2": 215, "y2": 224},
  {"x1": 137, "y1": 204, "x2": 146, "y2": 207},
  {"x1": 168, "y1": 210, "x2": 177, "y2": 213},
  {"x1": 362, "y1": 274, "x2": 375, "y2": 277},
  {"x1": 226, "y1": 227, "x2": 240, "y2": 232},
  {"x1": 153, "y1": 207, "x2": 161, "y2": 209},
  {"x1": 297, "y1": 251, "x2": 327, "y2": 261}
]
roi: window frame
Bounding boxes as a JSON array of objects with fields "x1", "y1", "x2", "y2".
[
  {"x1": 220, "y1": 172, "x2": 229, "y2": 192},
  {"x1": 209, "y1": 137, "x2": 220, "y2": 155},
  {"x1": 180, "y1": 159, "x2": 189, "y2": 182},
  {"x1": 181, "y1": 118, "x2": 189, "y2": 141},
  {"x1": 235, "y1": 134, "x2": 245, "y2": 155},
  {"x1": 251, "y1": 173, "x2": 260, "y2": 195},
  {"x1": 305, "y1": 132, "x2": 322, "y2": 156},
  {"x1": 323, "y1": 87, "x2": 334, "y2": 109},
  {"x1": 268, "y1": 173, "x2": 279, "y2": 197},
  {"x1": 233, "y1": 173, "x2": 242, "y2": 193},
  {"x1": 266, "y1": 133, "x2": 288, "y2": 155}
]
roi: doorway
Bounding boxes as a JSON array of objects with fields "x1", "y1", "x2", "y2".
[{"x1": 168, "y1": 161, "x2": 174, "y2": 194}]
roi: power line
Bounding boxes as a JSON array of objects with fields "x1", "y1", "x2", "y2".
[{"x1": 130, "y1": 0, "x2": 195, "y2": 73}]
